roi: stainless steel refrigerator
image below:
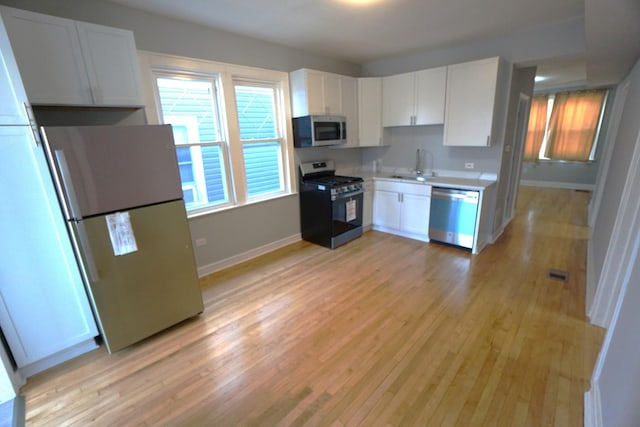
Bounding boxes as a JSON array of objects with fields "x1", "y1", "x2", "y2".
[{"x1": 40, "y1": 124, "x2": 204, "y2": 353}]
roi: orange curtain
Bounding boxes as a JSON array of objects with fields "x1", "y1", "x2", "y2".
[
  {"x1": 523, "y1": 95, "x2": 548, "y2": 161},
  {"x1": 544, "y1": 90, "x2": 606, "y2": 161}
]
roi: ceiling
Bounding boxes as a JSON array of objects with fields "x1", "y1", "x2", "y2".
[{"x1": 107, "y1": 0, "x2": 639, "y2": 86}]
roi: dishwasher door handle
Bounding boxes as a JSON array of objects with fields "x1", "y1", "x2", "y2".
[{"x1": 432, "y1": 189, "x2": 479, "y2": 202}]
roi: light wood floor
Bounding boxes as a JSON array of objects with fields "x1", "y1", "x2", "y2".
[{"x1": 22, "y1": 187, "x2": 604, "y2": 426}]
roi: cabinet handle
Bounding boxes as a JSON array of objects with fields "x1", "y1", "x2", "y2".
[{"x1": 486, "y1": 135, "x2": 490, "y2": 145}]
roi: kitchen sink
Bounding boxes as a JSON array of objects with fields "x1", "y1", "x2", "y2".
[{"x1": 388, "y1": 174, "x2": 434, "y2": 182}]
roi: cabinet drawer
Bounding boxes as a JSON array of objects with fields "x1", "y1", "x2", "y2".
[{"x1": 374, "y1": 180, "x2": 431, "y2": 196}]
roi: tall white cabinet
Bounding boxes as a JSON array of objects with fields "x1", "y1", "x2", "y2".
[
  {"x1": 443, "y1": 57, "x2": 501, "y2": 147},
  {"x1": 0, "y1": 6, "x2": 143, "y2": 106},
  {"x1": 0, "y1": 9, "x2": 103, "y2": 378}
]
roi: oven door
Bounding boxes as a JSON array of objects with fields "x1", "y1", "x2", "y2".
[{"x1": 331, "y1": 190, "x2": 363, "y2": 247}]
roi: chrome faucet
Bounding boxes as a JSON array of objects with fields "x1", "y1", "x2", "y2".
[{"x1": 415, "y1": 149, "x2": 424, "y2": 175}]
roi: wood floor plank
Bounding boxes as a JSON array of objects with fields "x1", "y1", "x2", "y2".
[{"x1": 20, "y1": 187, "x2": 604, "y2": 426}]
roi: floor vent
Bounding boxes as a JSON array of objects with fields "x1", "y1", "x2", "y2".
[{"x1": 548, "y1": 269, "x2": 569, "y2": 281}]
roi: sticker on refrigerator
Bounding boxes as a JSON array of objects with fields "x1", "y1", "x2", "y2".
[
  {"x1": 106, "y1": 212, "x2": 138, "y2": 256},
  {"x1": 346, "y1": 199, "x2": 357, "y2": 222}
]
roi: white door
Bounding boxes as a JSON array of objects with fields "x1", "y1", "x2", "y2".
[
  {"x1": 415, "y1": 67, "x2": 446, "y2": 125},
  {"x1": 358, "y1": 77, "x2": 383, "y2": 146},
  {"x1": 401, "y1": 193, "x2": 430, "y2": 237},
  {"x1": 373, "y1": 190, "x2": 401, "y2": 230},
  {"x1": 444, "y1": 57, "x2": 499, "y2": 146},
  {"x1": 0, "y1": 16, "x2": 29, "y2": 126},
  {"x1": 0, "y1": 126, "x2": 98, "y2": 368},
  {"x1": 323, "y1": 73, "x2": 342, "y2": 115},
  {"x1": 382, "y1": 72, "x2": 415, "y2": 127},
  {"x1": 340, "y1": 76, "x2": 358, "y2": 146},
  {"x1": 76, "y1": 22, "x2": 143, "y2": 106},
  {"x1": 0, "y1": 6, "x2": 91, "y2": 105}
]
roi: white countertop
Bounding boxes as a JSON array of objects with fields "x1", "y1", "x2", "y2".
[{"x1": 372, "y1": 174, "x2": 496, "y2": 191}]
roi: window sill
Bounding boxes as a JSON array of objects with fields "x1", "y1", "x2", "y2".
[
  {"x1": 186, "y1": 191, "x2": 297, "y2": 220},
  {"x1": 525, "y1": 159, "x2": 596, "y2": 166}
]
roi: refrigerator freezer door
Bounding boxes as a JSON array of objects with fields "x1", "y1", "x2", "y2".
[
  {"x1": 41, "y1": 125, "x2": 182, "y2": 219},
  {"x1": 72, "y1": 199, "x2": 204, "y2": 353}
]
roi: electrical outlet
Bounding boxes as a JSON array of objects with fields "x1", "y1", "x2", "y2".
[
  {"x1": 464, "y1": 162, "x2": 475, "y2": 169},
  {"x1": 195, "y1": 238, "x2": 207, "y2": 247}
]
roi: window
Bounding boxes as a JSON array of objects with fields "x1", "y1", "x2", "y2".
[
  {"x1": 155, "y1": 76, "x2": 230, "y2": 212},
  {"x1": 523, "y1": 89, "x2": 608, "y2": 162},
  {"x1": 234, "y1": 83, "x2": 285, "y2": 199},
  {"x1": 143, "y1": 52, "x2": 294, "y2": 216}
]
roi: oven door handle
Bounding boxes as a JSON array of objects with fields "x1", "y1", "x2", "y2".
[{"x1": 334, "y1": 189, "x2": 364, "y2": 199}]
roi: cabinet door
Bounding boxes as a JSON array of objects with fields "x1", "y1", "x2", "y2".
[
  {"x1": 415, "y1": 67, "x2": 446, "y2": 125},
  {"x1": 401, "y1": 193, "x2": 430, "y2": 237},
  {"x1": 0, "y1": 126, "x2": 98, "y2": 368},
  {"x1": 382, "y1": 72, "x2": 415, "y2": 127},
  {"x1": 0, "y1": 16, "x2": 29, "y2": 125},
  {"x1": 323, "y1": 73, "x2": 342, "y2": 115},
  {"x1": 363, "y1": 190, "x2": 373, "y2": 228},
  {"x1": 373, "y1": 190, "x2": 401, "y2": 230},
  {"x1": 76, "y1": 22, "x2": 143, "y2": 106},
  {"x1": 340, "y1": 76, "x2": 358, "y2": 146},
  {"x1": 444, "y1": 57, "x2": 499, "y2": 146},
  {"x1": 358, "y1": 77, "x2": 383, "y2": 146},
  {"x1": 1, "y1": 6, "x2": 91, "y2": 105}
]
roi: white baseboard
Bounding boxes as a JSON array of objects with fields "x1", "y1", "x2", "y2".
[
  {"x1": 18, "y1": 338, "x2": 98, "y2": 378},
  {"x1": 197, "y1": 234, "x2": 301, "y2": 278},
  {"x1": 520, "y1": 180, "x2": 595, "y2": 191},
  {"x1": 584, "y1": 383, "x2": 602, "y2": 427}
]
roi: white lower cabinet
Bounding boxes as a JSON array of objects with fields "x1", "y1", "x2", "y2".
[{"x1": 373, "y1": 180, "x2": 431, "y2": 242}]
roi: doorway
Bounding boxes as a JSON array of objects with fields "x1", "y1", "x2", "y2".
[{"x1": 504, "y1": 93, "x2": 530, "y2": 223}]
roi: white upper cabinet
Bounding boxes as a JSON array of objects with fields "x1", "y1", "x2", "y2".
[
  {"x1": 290, "y1": 68, "x2": 351, "y2": 117},
  {"x1": 382, "y1": 72, "x2": 414, "y2": 127},
  {"x1": 75, "y1": 22, "x2": 143, "y2": 106},
  {"x1": 290, "y1": 68, "x2": 359, "y2": 146},
  {"x1": 357, "y1": 77, "x2": 383, "y2": 146},
  {"x1": 0, "y1": 15, "x2": 29, "y2": 125},
  {"x1": 414, "y1": 68, "x2": 447, "y2": 125},
  {"x1": 0, "y1": 6, "x2": 143, "y2": 106},
  {"x1": 382, "y1": 67, "x2": 446, "y2": 127},
  {"x1": 443, "y1": 57, "x2": 500, "y2": 147},
  {"x1": 340, "y1": 75, "x2": 359, "y2": 147}
]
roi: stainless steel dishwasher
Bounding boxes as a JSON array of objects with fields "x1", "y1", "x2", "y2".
[{"x1": 429, "y1": 187, "x2": 480, "y2": 249}]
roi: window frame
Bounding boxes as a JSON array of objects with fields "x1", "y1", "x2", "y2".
[
  {"x1": 232, "y1": 78, "x2": 289, "y2": 201},
  {"x1": 526, "y1": 89, "x2": 609, "y2": 164},
  {"x1": 138, "y1": 51, "x2": 296, "y2": 217}
]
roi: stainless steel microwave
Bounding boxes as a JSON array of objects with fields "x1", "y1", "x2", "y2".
[{"x1": 293, "y1": 115, "x2": 346, "y2": 147}]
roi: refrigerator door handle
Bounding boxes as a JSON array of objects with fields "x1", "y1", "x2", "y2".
[
  {"x1": 54, "y1": 150, "x2": 82, "y2": 220},
  {"x1": 75, "y1": 222, "x2": 100, "y2": 282}
]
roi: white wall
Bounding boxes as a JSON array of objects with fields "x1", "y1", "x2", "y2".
[
  {"x1": 586, "y1": 56, "x2": 640, "y2": 427},
  {"x1": 361, "y1": 16, "x2": 585, "y2": 77},
  {"x1": 0, "y1": 0, "x2": 360, "y2": 75},
  {"x1": 589, "y1": 62, "x2": 640, "y2": 306}
]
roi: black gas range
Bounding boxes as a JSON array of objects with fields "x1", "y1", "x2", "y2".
[{"x1": 299, "y1": 160, "x2": 364, "y2": 249}]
